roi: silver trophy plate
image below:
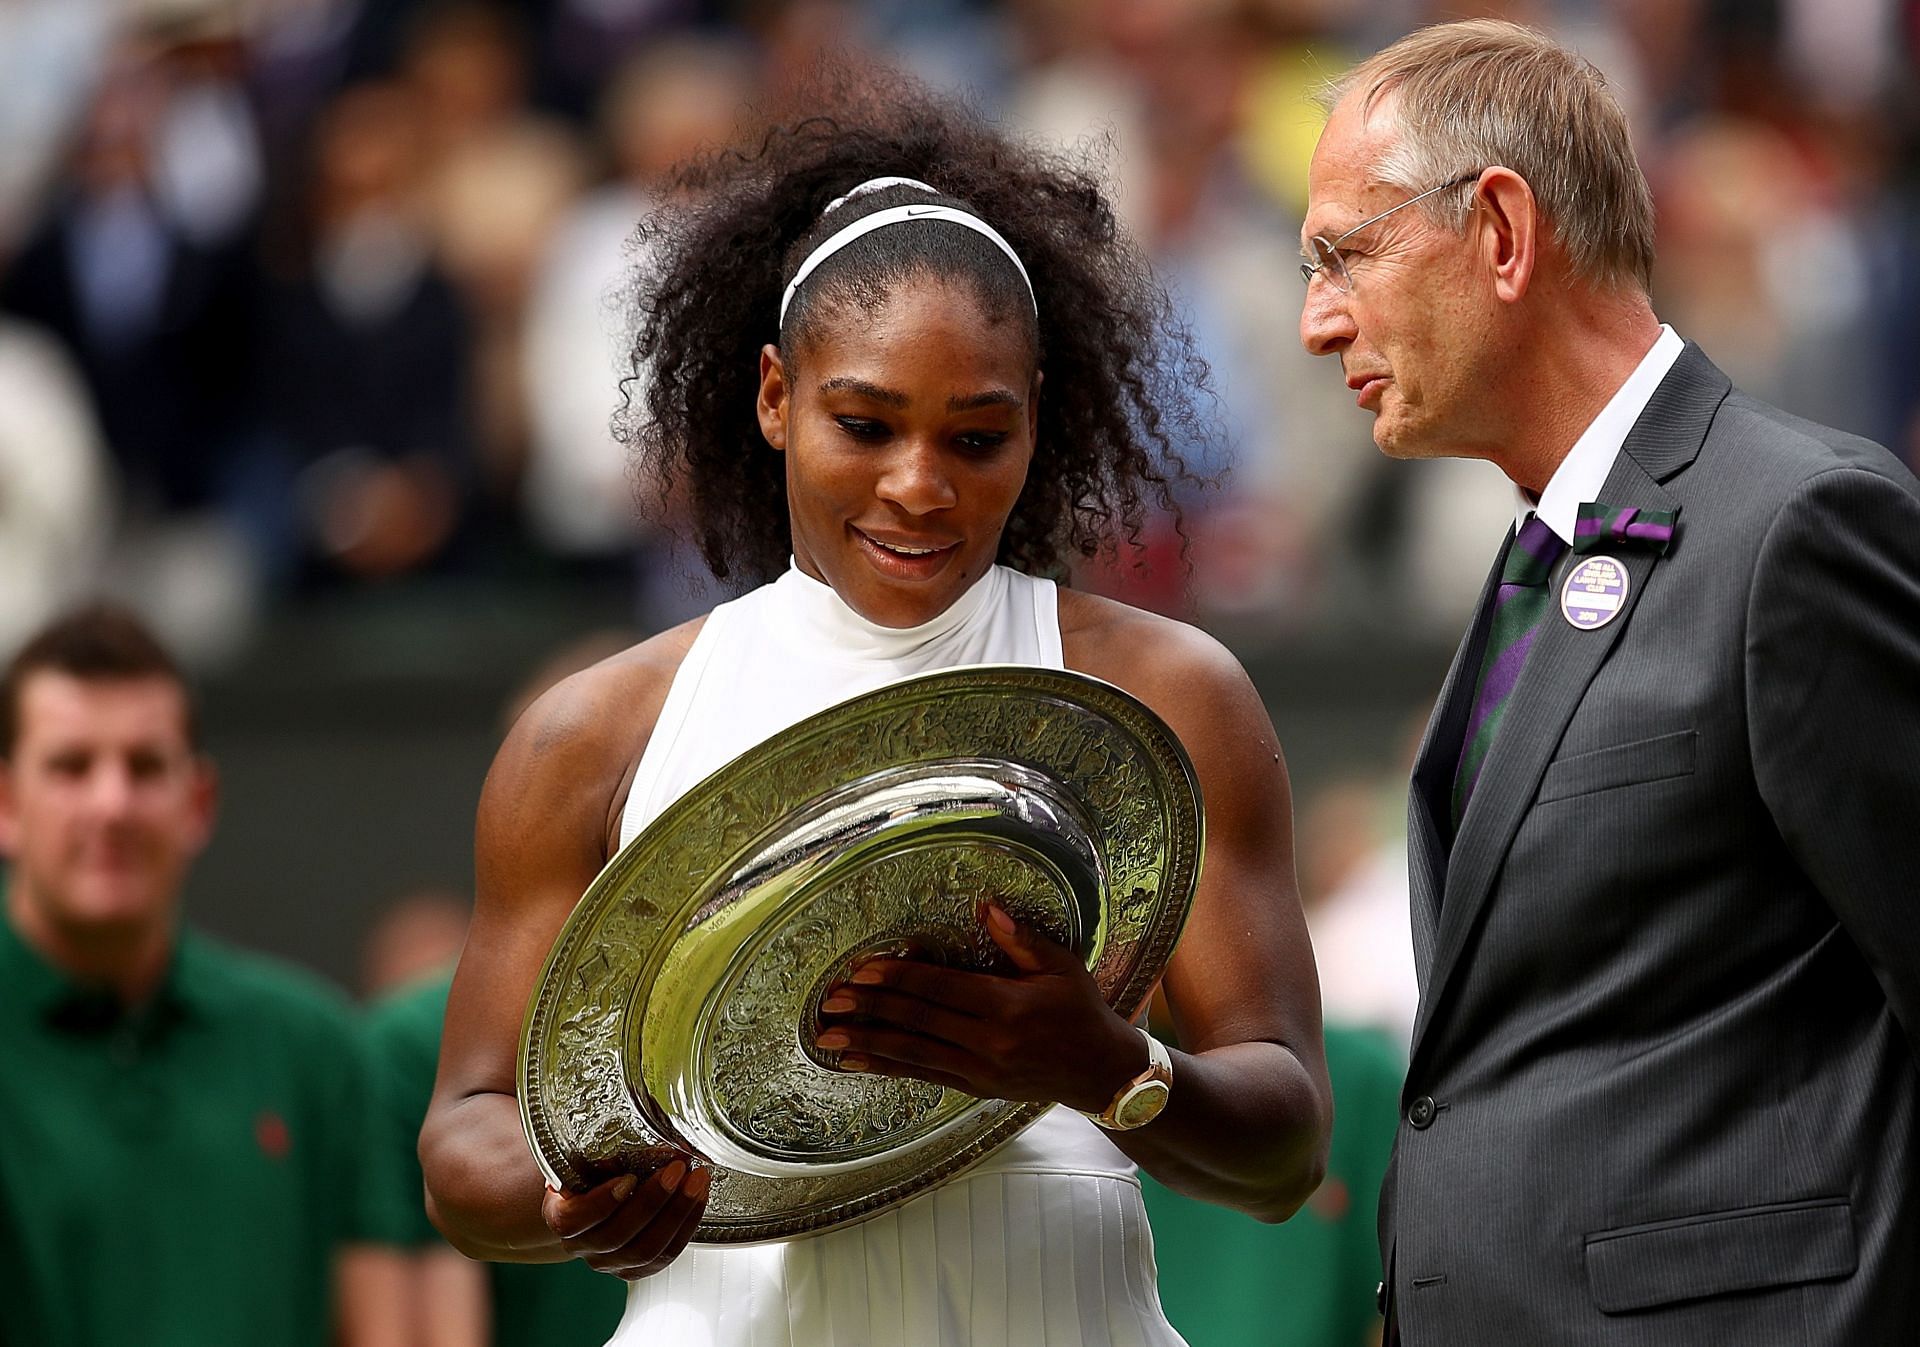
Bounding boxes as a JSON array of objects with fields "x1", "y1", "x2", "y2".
[{"x1": 519, "y1": 665, "x2": 1203, "y2": 1243}]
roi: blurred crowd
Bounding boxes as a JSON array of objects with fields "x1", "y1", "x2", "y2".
[{"x1": 3, "y1": 0, "x2": 1915, "y2": 672}]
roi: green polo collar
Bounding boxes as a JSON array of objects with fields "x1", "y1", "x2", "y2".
[{"x1": 0, "y1": 914, "x2": 199, "y2": 1036}]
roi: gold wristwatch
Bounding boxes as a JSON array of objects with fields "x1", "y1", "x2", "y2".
[{"x1": 1085, "y1": 1026, "x2": 1173, "y2": 1131}]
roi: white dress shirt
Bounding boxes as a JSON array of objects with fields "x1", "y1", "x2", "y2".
[{"x1": 1517, "y1": 324, "x2": 1685, "y2": 543}]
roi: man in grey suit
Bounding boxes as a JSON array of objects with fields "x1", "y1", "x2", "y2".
[{"x1": 1297, "y1": 19, "x2": 1920, "y2": 1345}]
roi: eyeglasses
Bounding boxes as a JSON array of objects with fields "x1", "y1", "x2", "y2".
[{"x1": 1299, "y1": 171, "x2": 1484, "y2": 293}]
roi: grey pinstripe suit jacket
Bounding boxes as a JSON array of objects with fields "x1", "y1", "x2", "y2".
[{"x1": 1383, "y1": 344, "x2": 1920, "y2": 1344}]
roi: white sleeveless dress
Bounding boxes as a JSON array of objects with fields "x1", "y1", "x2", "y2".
[{"x1": 607, "y1": 563, "x2": 1186, "y2": 1347}]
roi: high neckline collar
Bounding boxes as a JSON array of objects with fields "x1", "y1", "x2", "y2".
[{"x1": 775, "y1": 560, "x2": 1004, "y2": 662}]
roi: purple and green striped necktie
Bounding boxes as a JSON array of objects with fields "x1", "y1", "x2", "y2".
[{"x1": 1452, "y1": 514, "x2": 1569, "y2": 828}]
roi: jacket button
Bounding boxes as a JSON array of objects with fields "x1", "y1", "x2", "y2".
[{"x1": 1407, "y1": 1095, "x2": 1437, "y2": 1129}]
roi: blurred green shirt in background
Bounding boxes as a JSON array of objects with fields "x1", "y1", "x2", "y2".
[
  {"x1": 0, "y1": 917, "x2": 388, "y2": 1347},
  {"x1": 365, "y1": 970, "x2": 626, "y2": 1347},
  {"x1": 1143, "y1": 1021, "x2": 1403, "y2": 1347}
]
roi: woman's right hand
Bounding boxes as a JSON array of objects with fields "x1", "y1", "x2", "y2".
[{"x1": 541, "y1": 1159, "x2": 712, "y2": 1280}]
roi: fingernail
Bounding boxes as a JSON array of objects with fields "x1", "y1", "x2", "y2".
[
  {"x1": 658, "y1": 1160, "x2": 687, "y2": 1192},
  {"x1": 817, "y1": 1029, "x2": 849, "y2": 1049},
  {"x1": 840, "y1": 1054, "x2": 870, "y2": 1073},
  {"x1": 985, "y1": 904, "x2": 1015, "y2": 933},
  {"x1": 820, "y1": 993, "x2": 856, "y2": 1012},
  {"x1": 610, "y1": 1175, "x2": 637, "y2": 1202},
  {"x1": 685, "y1": 1166, "x2": 712, "y2": 1199},
  {"x1": 848, "y1": 967, "x2": 883, "y2": 985}
]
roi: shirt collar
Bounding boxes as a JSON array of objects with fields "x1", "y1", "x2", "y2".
[
  {"x1": 0, "y1": 912, "x2": 197, "y2": 1033},
  {"x1": 1516, "y1": 324, "x2": 1685, "y2": 543}
]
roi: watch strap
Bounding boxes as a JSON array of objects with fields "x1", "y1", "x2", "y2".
[{"x1": 1083, "y1": 1025, "x2": 1173, "y2": 1130}]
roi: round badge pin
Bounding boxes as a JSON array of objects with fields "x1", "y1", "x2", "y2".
[{"x1": 1561, "y1": 555, "x2": 1629, "y2": 630}]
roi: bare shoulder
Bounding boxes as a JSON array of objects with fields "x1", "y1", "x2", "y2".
[
  {"x1": 1057, "y1": 588, "x2": 1286, "y2": 827},
  {"x1": 1057, "y1": 589, "x2": 1261, "y2": 723},
  {"x1": 505, "y1": 618, "x2": 701, "y2": 770},
  {"x1": 483, "y1": 617, "x2": 706, "y2": 863}
]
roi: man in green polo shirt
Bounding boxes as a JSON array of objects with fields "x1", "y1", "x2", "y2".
[
  {"x1": 0, "y1": 604, "x2": 392, "y2": 1346},
  {"x1": 364, "y1": 968, "x2": 627, "y2": 1345}
]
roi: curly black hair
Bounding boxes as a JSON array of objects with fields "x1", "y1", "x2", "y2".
[{"x1": 616, "y1": 68, "x2": 1215, "y2": 585}]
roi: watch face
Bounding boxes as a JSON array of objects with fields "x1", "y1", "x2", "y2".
[{"x1": 1114, "y1": 1080, "x2": 1171, "y2": 1130}]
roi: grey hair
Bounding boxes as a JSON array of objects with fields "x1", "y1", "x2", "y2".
[{"x1": 1317, "y1": 19, "x2": 1655, "y2": 292}]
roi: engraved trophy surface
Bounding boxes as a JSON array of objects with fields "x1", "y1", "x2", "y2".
[{"x1": 519, "y1": 666, "x2": 1202, "y2": 1244}]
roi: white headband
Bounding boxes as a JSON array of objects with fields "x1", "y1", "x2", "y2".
[
  {"x1": 778, "y1": 182, "x2": 1037, "y2": 326},
  {"x1": 822, "y1": 175, "x2": 939, "y2": 213}
]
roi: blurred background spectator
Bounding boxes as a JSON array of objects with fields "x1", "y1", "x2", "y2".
[
  {"x1": 351, "y1": 627, "x2": 635, "y2": 1346},
  {"x1": 358, "y1": 884, "x2": 470, "y2": 997},
  {"x1": 0, "y1": 319, "x2": 113, "y2": 658},
  {"x1": 0, "y1": 603, "x2": 395, "y2": 1346},
  {"x1": 7, "y1": 0, "x2": 1912, "y2": 669},
  {"x1": 0, "y1": 1, "x2": 1914, "y2": 1340},
  {"x1": 1143, "y1": 1018, "x2": 1404, "y2": 1347},
  {"x1": 520, "y1": 32, "x2": 756, "y2": 620}
]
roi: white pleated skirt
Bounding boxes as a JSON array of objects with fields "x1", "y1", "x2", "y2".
[{"x1": 607, "y1": 1160, "x2": 1186, "y2": 1346}]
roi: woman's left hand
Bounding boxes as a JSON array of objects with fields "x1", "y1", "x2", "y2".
[{"x1": 813, "y1": 902, "x2": 1145, "y2": 1113}]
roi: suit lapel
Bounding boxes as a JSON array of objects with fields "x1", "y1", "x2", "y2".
[{"x1": 1408, "y1": 343, "x2": 1731, "y2": 1063}]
